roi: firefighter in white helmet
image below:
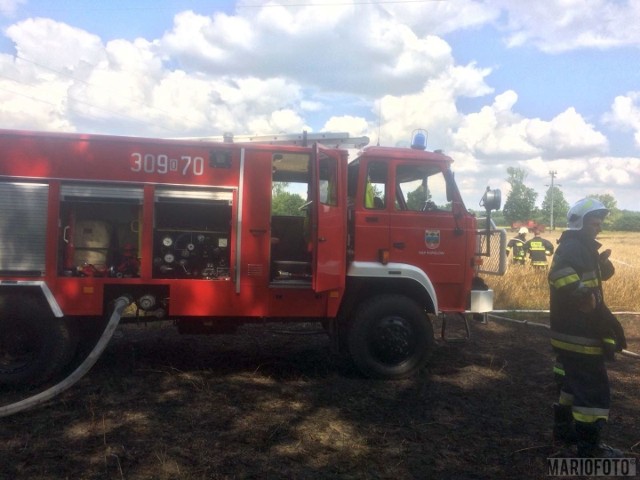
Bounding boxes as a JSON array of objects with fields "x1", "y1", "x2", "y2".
[
  {"x1": 548, "y1": 198, "x2": 626, "y2": 457},
  {"x1": 506, "y1": 226, "x2": 528, "y2": 265}
]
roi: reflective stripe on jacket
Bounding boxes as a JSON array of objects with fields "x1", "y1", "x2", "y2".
[{"x1": 548, "y1": 230, "x2": 611, "y2": 356}]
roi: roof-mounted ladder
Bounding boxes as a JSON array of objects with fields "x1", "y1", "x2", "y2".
[{"x1": 174, "y1": 131, "x2": 370, "y2": 149}]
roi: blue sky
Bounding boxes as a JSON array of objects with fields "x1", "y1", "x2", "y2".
[{"x1": 1, "y1": 0, "x2": 640, "y2": 212}]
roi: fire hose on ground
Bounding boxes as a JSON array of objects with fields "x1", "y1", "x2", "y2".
[
  {"x1": 1, "y1": 301, "x2": 636, "y2": 418},
  {"x1": 0, "y1": 295, "x2": 132, "y2": 418},
  {"x1": 486, "y1": 310, "x2": 640, "y2": 359}
]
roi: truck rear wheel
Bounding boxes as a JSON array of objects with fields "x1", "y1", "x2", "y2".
[
  {"x1": 0, "y1": 301, "x2": 76, "y2": 387},
  {"x1": 348, "y1": 295, "x2": 433, "y2": 379}
]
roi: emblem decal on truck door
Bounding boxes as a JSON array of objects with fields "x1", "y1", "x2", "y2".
[{"x1": 425, "y1": 230, "x2": 440, "y2": 249}]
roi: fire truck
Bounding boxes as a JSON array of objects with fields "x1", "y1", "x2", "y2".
[{"x1": 0, "y1": 128, "x2": 504, "y2": 387}]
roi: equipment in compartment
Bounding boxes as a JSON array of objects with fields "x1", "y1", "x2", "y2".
[
  {"x1": 72, "y1": 220, "x2": 111, "y2": 271},
  {"x1": 153, "y1": 231, "x2": 230, "y2": 279},
  {"x1": 61, "y1": 197, "x2": 142, "y2": 278},
  {"x1": 152, "y1": 191, "x2": 233, "y2": 280}
]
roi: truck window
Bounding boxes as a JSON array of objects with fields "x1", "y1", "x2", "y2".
[
  {"x1": 395, "y1": 164, "x2": 451, "y2": 212},
  {"x1": 271, "y1": 153, "x2": 309, "y2": 215},
  {"x1": 364, "y1": 161, "x2": 387, "y2": 210},
  {"x1": 319, "y1": 156, "x2": 338, "y2": 206}
]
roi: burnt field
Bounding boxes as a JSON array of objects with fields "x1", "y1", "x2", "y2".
[{"x1": 1, "y1": 314, "x2": 639, "y2": 480}]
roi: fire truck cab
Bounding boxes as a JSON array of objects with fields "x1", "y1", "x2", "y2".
[{"x1": 0, "y1": 129, "x2": 503, "y2": 386}]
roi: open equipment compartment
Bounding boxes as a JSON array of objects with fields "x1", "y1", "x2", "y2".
[{"x1": 152, "y1": 188, "x2": 233, "y2": 280}]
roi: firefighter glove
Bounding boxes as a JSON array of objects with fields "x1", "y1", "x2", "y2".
[
  {"x1": 599, "y1": 249, "x2": 615, "y2": 280},
  {"x1": 602, "y1": 337, "x2": 617, "y2": 361},
  {"x1": 610, "y1": 318, "x2": 627, "y2": 352},
  {"x1": 602, "y1": 307, "x2": 627, "y2": 351}
]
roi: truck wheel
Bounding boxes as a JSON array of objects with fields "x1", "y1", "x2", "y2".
[
  {"x1": 348, "y1": 295, "x2": 433, "y2": 379},
  {"x1": 0, "y1": 301, "x2": 76, "y2": 387}
]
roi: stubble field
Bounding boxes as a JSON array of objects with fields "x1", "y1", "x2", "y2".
[{"x1": 0, "y1": 231, "x2": 638, "y2": 480}]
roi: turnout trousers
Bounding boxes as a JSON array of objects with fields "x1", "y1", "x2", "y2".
[{"x1": 556, "y1": 354, "x2": 610, "y2": 423}]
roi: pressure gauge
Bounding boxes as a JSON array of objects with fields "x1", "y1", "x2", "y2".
[
  {"x1": 164, "y1": 253, "x2": 175, "y2": 264},
  {"x1": 162, "y1": 236, "x2": 173, "y2": 247}
]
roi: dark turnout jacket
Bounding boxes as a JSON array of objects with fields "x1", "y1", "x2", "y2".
[{"x1": 548, "y1": 230, "x2": 624, "y2": 358}]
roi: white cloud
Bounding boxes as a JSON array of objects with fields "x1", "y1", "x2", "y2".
[
  {"x1": 323, "y1": 115, "x2": 369, "y2": 137},
  {"x1": 0, "y1": 0, "x2": 25, "y2": 17},
  {"x1": 0, "y1": 2, "x2": 639, "y2": 210},
  {"x1": 160, "y1": 6, "x2": 457, "y2": 96},
  {"x1": 603, "y1": 92, "x2": 640, "y2": 147},
  {"x1": 6, "y1": 18, "x2": 105, "y2": 70},
  {"x1": 494, "y1": 0, "x2": 640, "y2": 53},
  {"x1": 375, "y1": 0, "x2": 500, "y2": 36},
  {"x1": 452, "y1": 91, "x2": 607, "y2": 161},
  {"x1": 525, "y1": 107, "x2": 608, "y2": 156}
]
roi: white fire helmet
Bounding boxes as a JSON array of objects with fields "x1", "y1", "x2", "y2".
[
  {"x1": 567, "y1": 198, "x2": 609, "y2": 230},
  {"x1": 518, "y1": 227, "x2": 528, "y2": 235}
]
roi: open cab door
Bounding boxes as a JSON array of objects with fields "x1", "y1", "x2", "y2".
[{"x1": 311, "y1": 143, "x2": 347, "y2": 293}]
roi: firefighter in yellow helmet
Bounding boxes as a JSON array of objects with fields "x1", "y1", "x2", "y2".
[
  {"x1": 548, "y1": 198, "x2": 626, "y2": 457},
  {"x1": 506, "y1": 227, "x2": 528, "y2": 265}
]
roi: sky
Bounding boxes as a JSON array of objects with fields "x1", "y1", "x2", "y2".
[{"x1": 1, "y1": 0, "x2": 640, "y2": 212}]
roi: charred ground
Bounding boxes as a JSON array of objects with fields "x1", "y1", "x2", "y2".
[{"x1": 1, "y1": 314, "x2": 639, "y2": 480}]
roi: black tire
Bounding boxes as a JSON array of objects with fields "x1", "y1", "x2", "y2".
[
  {"x1": 348, "y1": 295, "x2": 434, "y2": 379},
  {"x1": 0, "y1": 299, "x2": 76, "y2": 387}
]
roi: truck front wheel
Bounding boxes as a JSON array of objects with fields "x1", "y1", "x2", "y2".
[
  {"x1": 0, "y1": 301, "x2": 76, "y2": 387},
  {"x1": 348, "y1": 295, "x2": 433, "y2": 379}
]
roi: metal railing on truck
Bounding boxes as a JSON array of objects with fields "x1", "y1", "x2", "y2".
[{"x1": 476, "y1": 217, "x2": 507, "y2": 276}]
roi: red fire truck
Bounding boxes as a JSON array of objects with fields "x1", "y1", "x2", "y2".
[{"x1": 0, "y1": 128, "x2": 504, "y2": 386}]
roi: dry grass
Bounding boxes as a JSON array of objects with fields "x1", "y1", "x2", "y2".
[
  {"x1": 2, "y1": 316, "x2": 639, "y2": 479},
  {"x1": 0, "y1": 231, "x2": 638, "y2": 479},
  {"x1": 485, "y1": 231, "x2": 640, "y2": 312}
]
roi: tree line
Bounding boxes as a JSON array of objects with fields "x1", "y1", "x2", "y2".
[{"x1": 489, "y1": 167, "x2": 640, "y2": 231}]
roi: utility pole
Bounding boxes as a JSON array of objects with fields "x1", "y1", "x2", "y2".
[{"x1": 547, "y1": 171, "x2": 560, "y2": 230}]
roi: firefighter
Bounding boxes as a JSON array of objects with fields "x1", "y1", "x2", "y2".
[
  {"x1": 506, "y1": 227, "x2": 528, "y2": 265},
  {"x1": 524, "y1": 229, "x2": 554, "y2": 268},
  {"x1": 548, "y1": 198, "x2": 626, "y2": 458}
]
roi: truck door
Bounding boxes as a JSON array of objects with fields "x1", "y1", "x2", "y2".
[
  {"x1": 311, "y1": 144, "x2": 346, "y2": 292},
  {"x1": 389, "y1": 163, "x2": 467, "y2": 310}
]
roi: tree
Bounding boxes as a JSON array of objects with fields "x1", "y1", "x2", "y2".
[
  {"x1": 541, "y1": 186, "x2": 569, "y2": 230},
  {"x1": 407, "y1": 184, "x2": 428, "y2": 210},
  {"x1": 588, "y1": 193, "x2": 620, "y2": 230},
  {"x1": 502, "y1": 167, "x2": 538, "y2": 225},
  {"x1": 612, "y1": 211, "x2": 640, "y2": 231},
  {"x1": 272, "y1": 182, "x2": 306, "y2": 216}
]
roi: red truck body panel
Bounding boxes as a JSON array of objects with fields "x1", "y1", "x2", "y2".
[{"x1": 0, "y1": 129, "x2": 479, "y2": 321}]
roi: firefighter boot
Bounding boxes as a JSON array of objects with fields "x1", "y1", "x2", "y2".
[
  {"x1": 575, "y1": 421, "x2": 623, "y2": 458},
  {"x1": 552, "y1": 403, "x2": 576, "y2": 444}
]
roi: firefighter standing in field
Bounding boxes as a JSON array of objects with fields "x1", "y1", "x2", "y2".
[
  {"x1": 525, "y1": 229, "x2": 555, "y2": 268},
  {"x1": 506, "y1": 227, "x2": 528, "y2": 265},
  {"x1": 549, "y1": 198, "x2": 626, "y2": 458}
]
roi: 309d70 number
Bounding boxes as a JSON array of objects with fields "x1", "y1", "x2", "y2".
[{"x1": 130, "y1": 153, "x2": 204, "y2": 176}]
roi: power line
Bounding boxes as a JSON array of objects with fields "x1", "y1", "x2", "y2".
[{"x1": 20, "y1": 0, "x2": 446, "y2": 15}]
